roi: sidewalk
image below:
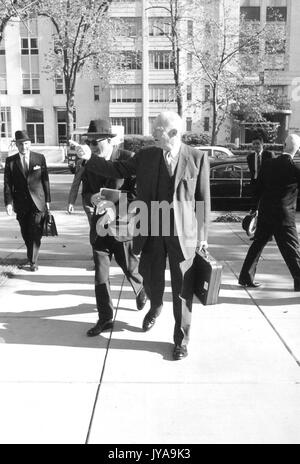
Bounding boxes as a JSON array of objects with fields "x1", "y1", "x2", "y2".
[{"x1": 0, "y1": 210, "x2": 300, "y2": 444}]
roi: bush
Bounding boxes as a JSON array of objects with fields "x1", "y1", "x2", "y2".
[
  {"x1": 124, "y1": 135, "x2": 154, "y2": 153},
  {"x1": 182, "y1": 132, "x2": 211, "y2": 146}
]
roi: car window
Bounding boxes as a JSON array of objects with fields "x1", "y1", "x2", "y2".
[
  {"x1": 198, "y1": 148, "x2": 212, "y2": 157},
  {"x1": 211, "y1": 164, "x2": 242, "y2": 179},
  {"x1": 213, "y1": 149, "x2": 228, "y2": 159}
]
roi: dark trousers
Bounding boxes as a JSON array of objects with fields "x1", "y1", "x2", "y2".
[
  {"x1": 139, "y1": 236, "x2": 193, "y2": 347},
  {"x1": 93, "y1": 236, "x2": 143, "y2": 323},
  {"x1": 17, "y1": 206, "x2": 44, "y2": 265},
  {"x1": 239, "y1": 222, "x2": 300, "y2": 283}
]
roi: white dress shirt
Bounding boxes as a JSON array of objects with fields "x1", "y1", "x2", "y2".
[
  {"x1": 19, "y1": 152, "x2": 29, "y2": 175},
  {"x1": 164, "y1": 148, "x2": 180, "y2": 176}
]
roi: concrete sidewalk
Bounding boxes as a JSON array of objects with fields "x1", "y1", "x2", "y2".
[{"x1": 0, "y1": 210, "x2": 300, "y2": 444}]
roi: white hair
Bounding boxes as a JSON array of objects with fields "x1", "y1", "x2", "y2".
[
  {"x1": 284, "y1": 134, "x2": 300, "y2": 156},
  {"x1": 154, "y1": 111, "x2": 183, "y2": 134}
]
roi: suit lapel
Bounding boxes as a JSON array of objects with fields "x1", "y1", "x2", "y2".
[
  {"x1": 174, "y1": 144, "x2": 188, "y2": 190},
  {"x1": 16, "y1": 154, "x2": 26, "y2": 178}
]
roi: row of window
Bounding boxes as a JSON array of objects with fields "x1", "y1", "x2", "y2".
[
  {"x1": 109, "y1": 84, "x2": 192, "y2": 103},
  {"x1": 1, "y1": 107, "x2": 204, "y2": 140},
  {"x1": 241, "y1": 6, "x2": 287, "y2": 22},
  {"x1": 120, "y1": 17, "x2": 193, "y2": 38}
]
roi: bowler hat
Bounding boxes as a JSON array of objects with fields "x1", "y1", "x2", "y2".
[
  {"x1": 242, "y1": 211, "x2": 257, "y2": 237},
  {"x1": 84, "y1": 119, "x2": 116, "y2": 140},
  {"x1": 15, "y1": 130, "x2": 31, "y2": 142}
]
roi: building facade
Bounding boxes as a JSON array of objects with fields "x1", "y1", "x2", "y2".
[{"x1": 0, "y1": 0, "x2": 300, "y2": 153}]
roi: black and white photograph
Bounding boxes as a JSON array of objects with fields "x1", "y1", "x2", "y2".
[{"x1": 0, "y1": 0, "x2": 300, "y2": 446}]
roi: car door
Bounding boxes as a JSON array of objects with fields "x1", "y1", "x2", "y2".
[{"x1": 210, "y1": 163, "x2": 243, "y2": 197}]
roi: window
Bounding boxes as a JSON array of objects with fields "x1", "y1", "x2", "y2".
[
  {"x1": 187, "y1": 53, "x2": 193, "y2": 71},
  {"x1": 204, "y1": 85, "x2": 210, "y2": 102},
  {"x1": 186, "y1": 117, "x2": 192, "y2": 132},
  {"x1": 187, "y1": 84, "x2": 192, "y2": 101},
  {"x1": 149, "y1": 85, "x2": 176, "y2": 102},
  {"x1": 94, "y1": 85, "x2": 100, "y2": 101},
  {"x1": 187, "y1": 20, "x2": 193, "y2": 37},
  {"x1": 0, "y1": 41, "x2": 7, "y2": 94},
  {"x1": 20, "y1": 18, "x2": 40, "y2": 94},
  {"x1": 1, "y1": 107, "x2": 12, "y2": 138},
  {"x1": 21, "y1": 38, "x2": 38, "y2": 54},
  {"x1": 111, "y1": 117, "x2": 142, "y2": 135},
  {"x1": 123, "y1": 18, "x2": 141, "y2": 37},
  {"x1": 240, "y1": 7, "x2": 260, "y2": 21},
  {"x1": 111, "y1": 85, "x2": 142, "y2": 102},
  {"x1": 266, "y1": 7, "x2": 287, "y2": 22},
  {"x1": 204, "y1": 117, "x2": 209, "y2": 132},
  {"x1": 24, "y1": 108, "x2": 44, "y2": 143},
  {"x1": 149, "y1": 51, "x2": 173, "y2": 70},
  {"x1": 55, "y1": 73, "x2": 64, "y2": 94},
  {"x1": 122, "y1": 51, "x2": 142, "y2": 70},
  {"x1": 149, "y1": 17, "x2": 171, "y2": 36}
]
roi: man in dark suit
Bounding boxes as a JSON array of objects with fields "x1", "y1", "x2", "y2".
[
  {"x1": 4, "y1": 130, "x2": 51, "y2": 271},
  {"x1": 239, "y1": 134, "x2": 300, "y2": 290},
  {"x1": 69, "y1": 120, "x2": 147, "y2": 337},
  {"x1": 247, "y1": 136, "x2": 275, "y2": 183},
  {"x1": 84, "y1": 111, "x2": 211, "y2": 360}
]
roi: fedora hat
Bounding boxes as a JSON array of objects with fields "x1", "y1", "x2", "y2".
[
  {"x1": 15, "y1": 130, "x2": 31, "y2": 142},
  {"x1": 84, "y1": 118, "x2": 116, "y2": 140},
  {"x1": 242, "y1": 211, "x2": 258, "y2": 237}
]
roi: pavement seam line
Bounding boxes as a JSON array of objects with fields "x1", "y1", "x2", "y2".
[
  {"x1": 85, "y1": 274, "x2": 126, "y2": 445},
  {"x1": 225, "y1": 259, "x2": 300, "y2": 369}
]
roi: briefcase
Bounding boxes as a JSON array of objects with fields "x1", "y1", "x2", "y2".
[
  {"x1": 42, "y1": 213, "x2": 58, "y2": 237},
  {"x1": 194, "y1": 250, "x2": 222, "y2": 305}
]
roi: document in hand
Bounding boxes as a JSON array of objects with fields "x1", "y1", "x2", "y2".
[{"x1": 91, "y1": 188, "x2": 122, "y2": 206}]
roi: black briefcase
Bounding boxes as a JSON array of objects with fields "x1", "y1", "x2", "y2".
[
  {"x1": 194, "y1": 250, "x2": 222, "y2": 305},
  {"x1": 42, "y1": 213, "x2": 58, "y2": 237}
]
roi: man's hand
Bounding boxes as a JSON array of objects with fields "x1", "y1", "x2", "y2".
[
  {"x1": 46, "y1": 202, "x2": 50, "y2": 212},
  {"x1": 197, "y1": 240, "x2": 208, "y2": 252},
  {"x1": 68, "y1": 204, "x2": 74, "y2": 214},
  {"x1": 69, "y1": 140, "x2": 91, "y2": 161},
  {"x1": 6, "y1": 204, "x2": 13, "y2": 216},
  {"x1": 98, "y1": 207, "x2": 116, "y2": 226}
]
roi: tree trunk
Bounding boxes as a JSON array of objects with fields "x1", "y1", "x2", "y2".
[
  {"x1": 66, "y1": 94, "x2": 74, "y2": 143},
  {"x1": 211, "y1": 85, "x2": 218, "y2": 145}
]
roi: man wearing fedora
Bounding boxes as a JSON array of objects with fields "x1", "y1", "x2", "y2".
[
  {"x1": 68, "y1": 119, "x2": 147, "y2": 335},
  {"x1": 4, "y1": 130, "x2": 51, "y2": 271}
]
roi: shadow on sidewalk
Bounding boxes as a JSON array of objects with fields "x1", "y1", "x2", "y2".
[{"x1": 0, "y1": 304, "x2": 173, "y2": 359}]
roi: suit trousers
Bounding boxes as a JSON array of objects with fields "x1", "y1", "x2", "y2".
[
  {"x1": 93, "y1": 236, "x2": 143, "y2": 323},
  {"x1": 139, "y1": 236, "x2": 193, "y2": 347},
  {"x1": 17, "y1": 205, "x2": 44, "y2": 265},
  {"x1": 239, "y1": 222, "x2": 300, "y2": 283}
]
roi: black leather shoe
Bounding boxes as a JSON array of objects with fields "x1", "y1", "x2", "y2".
[
  {"x1": 238, "y1": 280, "x2": 261, "y2": 288},
  {"x1": 173, "y1": 345, "x2": 188, "y2": 361},
  {"x1": 30, "y1": 264, "x2": 39, "y2": 272},
  {"x1": 136, "y1": 287, "x2": 148, "y2": 311},
  {"x1": 142, "y1": 313, "x2": 156, "y2": 332},
  {"x1": 87, "y1": 319, "x2": 113, "y2": 337}
]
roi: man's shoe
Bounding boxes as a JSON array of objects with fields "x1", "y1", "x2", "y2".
[
  {"x1": 238, "y1": 280, "x2": 261, "y2": 288},
  {"x1": 136, "y1": 287, "x2": 148, "y2": 311},
  {"x1": 87, "y1": 319, "x2": 113, "y2": 337},
  {"x1": 173, "y1": 345, "x2": 188, "y2": 361},
  {"x1": 142, "y1": 313, "x2": 156, "y2": 332},
  {"x1": 30, "y1": 264, "x2": 39, "y2": 272}
]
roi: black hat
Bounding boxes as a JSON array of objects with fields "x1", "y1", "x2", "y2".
[
  {"x1": 242, "y1": 211, "x2": 257, "y2": 237},
  {"x1": 84, "y1": 119, "x2": 116, "y2": 140},
  {"x1": 15, "y1": 130, "x2": 31, "y2": 142}
]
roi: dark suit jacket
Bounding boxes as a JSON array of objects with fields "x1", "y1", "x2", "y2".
[
  {"x1": 255, "y1": 154, "x2": 300, "y2": 227},
  {"x1": 86, "y1": 143, "x2": 211, "y2": 260},
  {"x1": 4, "y1": 151, "x2": 51, "y2": 215},
  {"x1": 247, "y1": 150, "x2": 275, "y2": 182}
]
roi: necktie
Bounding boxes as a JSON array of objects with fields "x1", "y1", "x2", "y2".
[
  {"x1": 22, "y1": 155, "x2": 28, "y2": 176},
  {"x1": 164, "y1": 151, "x2": 176, "y2": 176}
]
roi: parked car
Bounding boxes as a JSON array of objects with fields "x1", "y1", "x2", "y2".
[
  {"x1": 209, "y1": 156, "x2": 300, "y2": 210},
  {"x1": 209, "y1": 157, "x2": 252, "y2": 210},
  {"x1": 195, "y1": 146, "x2": 236, "y2": 159}
]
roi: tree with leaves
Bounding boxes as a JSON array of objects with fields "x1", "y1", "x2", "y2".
[
  {"x1": 0, "y1": 0, "x2": 38, "y2": 43},
  {"x1": 187, "y1": 0, "x2": 287, "y2": 144},
  {"x1": 33, "y1": 0, "x2": 122, "y2": 141}
]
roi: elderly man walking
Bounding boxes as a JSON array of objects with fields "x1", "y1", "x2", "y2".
[
  {"x1": 84, "y1": 111, "x2": 211, "y2": 360},
  {"x1": 239, "y1": 134, "x2": 300, "y2": 290}
]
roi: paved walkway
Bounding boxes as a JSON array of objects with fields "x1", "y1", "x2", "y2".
[{"x1": 0, "y1": 210, "x2": 300, "y2": 444}]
